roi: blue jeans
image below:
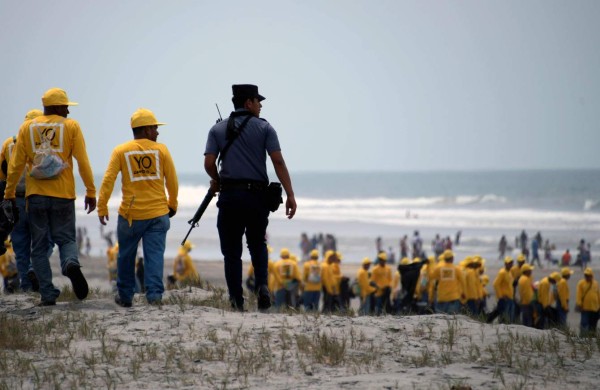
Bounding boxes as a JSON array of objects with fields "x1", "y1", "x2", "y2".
[
  {"x1": 217, "y1": 189, "x2": 270, "y2": 305},
  {"x1": 12, "y1": 197, "x2": 33, "y2": 290},
  {"x1": 303, "y1": 290, "x2": 321, "y2": 311},
  {"x1": 580, "y1": 311, "x2": 599, "y2": 336},
  {"x1": 359, "y1": 294, "x2": 372, "y2": 315},
  {"x1": 117, "y1": 214, "x2": 169, "y2": 304},
  {"x1": 557, "y1": 306, "x2": 568, "y2": 327},
  {"x1": 274, "y1": 288, "x2": 287, "y2": 308},
  {"x1": 521, "y1": 304, "x2": 534, "y2": 327},
  {"x1": 436, "y1": 300, "x2": 460, "y2": 314},
  {"x1": 27, "y1": 196, "x2": 79, "y2": 302}
]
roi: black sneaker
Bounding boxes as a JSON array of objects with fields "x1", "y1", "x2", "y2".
[
  {"x1": 27, "y1": 270, "x2": 40, "y2": 292},
  {"x1": 65, "y1": 264, "x2": 88, "y2": 300},
  {"x1": 257, "y1": 285, "x2": 271, "y2": 311},
  {"x1": 114, "y1": 295, "x2": 132, "y2": 308}
]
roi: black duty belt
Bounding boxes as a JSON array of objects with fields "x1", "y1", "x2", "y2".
[{"x1": 220, "y1": 180, "x2": 268, "y2": 191}]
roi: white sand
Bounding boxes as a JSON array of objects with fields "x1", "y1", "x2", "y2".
[{"x1": 1, "y1": 256, "x2": 599, "y2": 389}]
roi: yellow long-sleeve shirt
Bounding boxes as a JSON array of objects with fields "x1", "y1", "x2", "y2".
[
  {"x1": 5, "y1": 115, "x2": 96, "y2": 199},
  {"x1": 0, "y1": 136, "x2": 15, "y2": 180},
  {"x1": 493, "y1": 268, "x2": 514, "y2": 300},
  {"x1": 321, "y1": 262, "x2": 339, "y2": 295},
  {"x1": 576, "y1": 279, "x2": 600, "y2": 312},
  {"x1": 371, "y1": 264, "x2": 392, "y2": 297},
  {"x1": 517, "y1": 275, "x2": 534, "y2": 305},
  {"x1": 429, "y1": 262, "x2": 465, "y2": 303},
  {"x1": 302, "y1": 260, "x2": 323, "y2": 292},
  {"x1": 556, "y1": 279, "x2": 570, "y2": 311},
  {"x1": 537, "y1": 277, "x2": 555, "y2": 308},
  {"x1": 464, "y1": 268, "x2": 481, "y2": 301},
  {"x1": 98, "y1": 139, "x2": 178, "y2": 222},
  {"x1": 272, "y1": 258, "x2": 301, "y2": 292},
  {"x1": 356, "y1": 268, "x2": 376, "y2": 298}
]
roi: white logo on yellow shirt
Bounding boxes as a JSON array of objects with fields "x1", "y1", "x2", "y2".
[
  {"x1": 125, "y1": 150, "x2": 161, "y2": 182},
  {"x1": 29, "y1": 123, "x2": 65, "y2": 153}
]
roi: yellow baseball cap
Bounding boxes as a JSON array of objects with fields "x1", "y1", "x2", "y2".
[
  {"x1": 400, "y1": 258, "x2": 411, "y2": 265},
  {"x1": 504, "y1": 256, "x2": 514, "y2": 264},
  {"x1": 131, "y1": 108, "x2": 166, "y2": 129},
  {"x1": 521, "y1": 264, "x2": 534, "y2": 273},
  {"x1": 517, "y1": 254, "x2": 526, "y2": 263},
  {"x1": 280, "y1": 248, "x2": 290, "y2": 258},
  {"x1": 584, "y1": 267, "x2": 593, "y2": 276},
  {"x1": 560, "y1": 267, "x2": 574, "y2": 277},
  {"x1": 549, "y1": 272, "x2": 562, "y2": 282},
  {"x1": 310, "y1": 249, "x2": 319, "y2": 259},
  {"x1": 443, "y1": 250, "x2": 454, "y2": 260},
  {"x1": 377, "y1": 252, "x2": 388, "y2": 261},
  {"x1": 182, "y1": 240, "x2": 194, "y2": 251},
  {"x1": 25, "y1": 109, "x2": 43, "y2": 120},
  {"x1": 42, "y1": 88, "x2": 78, "y2": 106},
  {"x1": 361, "y1": 257, "x2": 371, "y2": 265}
]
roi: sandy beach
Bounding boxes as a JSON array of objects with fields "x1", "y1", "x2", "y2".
[{"x1": 1, "y1": 252, "x2": 599, "y2": 389}]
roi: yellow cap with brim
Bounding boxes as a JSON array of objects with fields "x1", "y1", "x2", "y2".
[
  {"x1": 182, "y1": 240, "x2": 194, "y2": 251},
  {"x1": 561, "y1": 267, "x2": 574, "y2": 277},
  {"x1": 584, "y1": 268, "x2": 593, "y2": 276},
  {"x1": 280, "y1": 248, "x2": 290, "y2": 258},
  {"x1": 310, "y1": 249, "x2": 319, "y2": 259},
  {"x1": 377, "y1": 252, "x2": 388, "y2": 261},
  {"x1": 443, "y1": 250, "x2": 454, "y2": 260},
  {"x1": 549, "y1": 272, "x2": 562, "y2": 282},
  {"x1": 361, "y1": 257, "x2": 371, "y2": 266},
  {"x1": 25, "y1": 109, "x2": 43, "y2": 120},
  {"x1": 504, "y1": 256, "x2": 514, "y2": 264},
  {"x1": 521, "y1": 264, "x2": 534, "y2": 273},
  {"x1": 131, "y1": 108, "x2": 166, "y2": 129},
  {"x1": 42, "y1": 88, "x2": 78, "y2": 106},
  {"x1": 517, "y1": 254, "x2": 526, "y2": 263}
]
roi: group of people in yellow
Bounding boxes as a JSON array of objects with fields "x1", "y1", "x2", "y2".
[{"x1": 246, "y1": 246, "x2": 599, "y2": 336}]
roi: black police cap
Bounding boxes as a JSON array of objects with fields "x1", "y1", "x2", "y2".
[{"x1": 232, "y1": 84, "x2": 265, "y2": 101}]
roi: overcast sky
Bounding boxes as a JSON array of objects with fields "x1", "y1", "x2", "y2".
[{"x1": 1, "y1": 1, "x2": 599, "y2": 174}]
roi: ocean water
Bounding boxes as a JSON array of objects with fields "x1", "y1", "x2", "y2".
[{"x1": 75, "y1": 169, "x2": 600, "y2": 263}]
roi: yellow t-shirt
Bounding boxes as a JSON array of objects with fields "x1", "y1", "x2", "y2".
[
  {"x1": 302, "y1": 260, "x2": 322, "y2": 292},
  {"x1": 5, "y1": 115, "x2": 96, "y2": 199},
  {"x1": 98, "y1": 139, "x2": 178, "y2": 221}
]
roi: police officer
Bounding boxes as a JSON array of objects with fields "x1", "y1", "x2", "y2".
[{"x1": 204, "y1": 84, "x2": 296, "y2": 311}]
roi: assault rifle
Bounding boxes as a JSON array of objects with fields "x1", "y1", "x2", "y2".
[{"x1": 180, "y1": 104, "x2": 222, "y2": 246}]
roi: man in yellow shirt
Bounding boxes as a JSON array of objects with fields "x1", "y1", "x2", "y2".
[
  {"x1": 429, "y1": 250, "x2": 465, "y2": 314},
  {"x1": 272, "y1": 248, "x2": 301, "y2": 309},
  {"x1": 4, "y1": 89, "x2": 96, "y2": 305},
  {"x1": 576, "y1": 268, "x2": 600, "y2": 336},
  {"x1": 357, "y1": 257, "x2": 377, "y2": 315},
  {"x1": 488, "y1": 256, "x2": 515, "y2": 323},
  {"x1": 556, "y1": 267, "x2": 573, "y2": 327},
  {"x1": 517, "y1": 264, "x2": 535, "y2": 327},
  {"x1": 371, "y1": 252, "x2": 392, "y2": 315},
  {"x1": 302, "y1": 249, "x2": 322, "y2": 311},
  {"x1": 464, "y1": 258, "x2": 482, "y2": 316},
  {"x1": 169, "y1": 240, "x2": 200, "y2": 288},
  {"x1": 536, "y1": 272, "x2": 560, "y2": 329},
  {"x1": 98, "y1": 108, "x2": 178, "y2": 307},
  {"x1": 1, "y1": 109, "x2": 44, "y2": 292}
]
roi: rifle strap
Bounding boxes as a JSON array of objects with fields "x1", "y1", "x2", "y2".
[{"x1": 217, "y1": 112, "x2": 253, "y2": 167}]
